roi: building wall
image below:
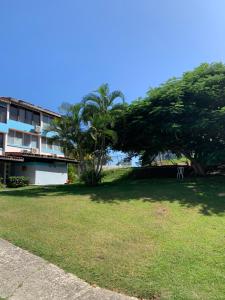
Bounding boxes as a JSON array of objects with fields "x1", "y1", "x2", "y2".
[
  {"x1": 0, "y1": 99, "x2": 70, "y2": 185},
  {"x1": 35, "y1": 162, "x2": 68, "y2": 185},
  {"x1": 13, "y1": 162, "x2": 68, "y2": 185},
  {"x1": 13, "y1": 163, "x2": 36, "y2": 184},
  {"x1": 0, "y1": 100, "x2": 64, "y2": 156}
]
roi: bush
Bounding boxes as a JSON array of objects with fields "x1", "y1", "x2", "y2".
[
  {"x1": 68, "y1": 163, "x2": 78, "y2": 183},
  {"x1": 80, "y1": 170, "x2": 103, "y2": 186},
  {"x1": 7, "y1": 176, "x2": 29, "y2": 188},
  {"x1": 0, "y1": 177, "x2": 4, "y2": 188},
  {"x1": 128, "y1": 166, "x2": 193, "y2": 179}
]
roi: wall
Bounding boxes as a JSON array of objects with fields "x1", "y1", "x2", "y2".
[
  {"x1": 0, "y1": 102, "x2": 64, "y2": 157},
  {"x1": 13, "y1": 163, "x2": 36, "y2": 184},
  {"x1": 13, "y1": 161, "x2": 68, "y2": 185},
  {"x1": 35, "y1": 162, "x2": 68, "y2": 185}
]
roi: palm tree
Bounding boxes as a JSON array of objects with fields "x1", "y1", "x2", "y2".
[
  {"x1": 50, "y1": 103, "x2": 89, "y2": 174},
  {"x1": 82, "y1": 83, "x2": 125, "y2": 183}
]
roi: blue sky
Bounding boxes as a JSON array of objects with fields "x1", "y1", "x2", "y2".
[{"x1": 1, "y1": 0, "x2": 225, "y2": 112}]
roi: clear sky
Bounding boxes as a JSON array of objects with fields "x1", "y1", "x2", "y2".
[{"x1": 1, "y1": 0, "x2": 225, "y2": 113}]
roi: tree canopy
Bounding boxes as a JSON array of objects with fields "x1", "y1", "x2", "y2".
[{"x1": 114, "y1": 63, "x2": 225, "y2": 175}]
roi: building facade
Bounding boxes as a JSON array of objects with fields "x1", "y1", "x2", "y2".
[{"x1": 0, "y1": 97, "x2": 76, "y2": 185}]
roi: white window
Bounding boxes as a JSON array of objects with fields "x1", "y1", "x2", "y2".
[
  {"x1": 53, "y1": 141, "x2": 62, "y2": 152},
  {"x1": 8, "y1": 130, "x2": 14, "y2": 145},
  {"x1": 15, "y1": 131, "x2": 23, "y2": 146},
  {"x1": 41, "y1": 137, "x2": 62, "y2": 152},
  {"x1": 24, "y1": 134, "x2": 31, "y2": 147},
  {"x1": 31, "y1": 135, "x2": 38, "y2": 148},
  {"x1": 41, "y1": 137, "x2": 47, "y2": 149},
  {"x1": 8, "y1": 130, "x2": 39, "y2": 149}
]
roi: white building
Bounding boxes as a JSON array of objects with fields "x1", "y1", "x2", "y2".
[{"x1": 0, "y1": 97, "x2": 77, "y2": 185}]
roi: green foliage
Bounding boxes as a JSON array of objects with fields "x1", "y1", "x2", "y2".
[
  {"x1": 82, "y1": 83, "x2": 125, "y2": 166},
  {"x1": 80, "y1": 169, "x2": 103, "y2": 186},
  {"x1": 0, "y1": 177, "x2": 4, "y2": 189},
  {"x1": 67, "y1": 163, "x2": 78, "y2": 183},
  {"x1": 114, "y1": 62, "x2": 225, "y2": 175},
  {"x1": 52, "y1": 83, "x2": 125, "y2": 186},
  {"x1": 7, "y1": 176, "x2": 29, "y2": 188}
]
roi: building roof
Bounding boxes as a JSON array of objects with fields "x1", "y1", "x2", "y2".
[
  {"x1": 0, "y1": 97, "x2": 61, "y2": 118},
  {"x1": 5, "y1": 152, "x2": 78, "y2": 164},
  {"x1": 0, "y1": 155, "x2": 24, "y2": 162}
]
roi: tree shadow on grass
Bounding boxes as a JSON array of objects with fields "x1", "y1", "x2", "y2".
[{"x1": 0, "y1": 174, "x2": 225, "y2": 216}]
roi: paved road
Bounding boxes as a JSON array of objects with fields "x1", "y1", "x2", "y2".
[{"x1": 0, "y1": 239, "x2": 138, "y2": 300}]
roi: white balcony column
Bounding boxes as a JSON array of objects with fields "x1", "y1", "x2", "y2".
[
  {"x1": 6, "y1": 103, "x2": 10, "y2": 122},
  {"x1": 38, "y1": 135, "x2": 42, "y2": 154},
  {"x1": 40, "y1": 112, "x2": 43, "y2": 129},
  {"x1": 3, "y1": 133, "x2": 8, "y2": 155}
]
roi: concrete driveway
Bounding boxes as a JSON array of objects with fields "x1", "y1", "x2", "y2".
[{"x1": 0, "y1": 239, "x2": 137, "y2": 300}]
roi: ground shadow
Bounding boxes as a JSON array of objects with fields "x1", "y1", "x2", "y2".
[{"x1": 1, "y1": 174, "x2": 225, "y2": 216}]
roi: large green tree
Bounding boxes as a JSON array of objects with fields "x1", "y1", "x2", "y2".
[
  {"x1": 51, "y1": 84, "x2": 125, "y2": 185},
  {"x1": 50, "y1": 103, "x2": 90, "y2": 174},
  {"x1": 82, "y1": 83, "x2": 125, "y2": 183},
  {"x1": 114, "y1": 63, "x2": 225, "y2": 175}
]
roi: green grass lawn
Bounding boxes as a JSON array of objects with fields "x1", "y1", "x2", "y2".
[{"x1": 0, "y1": 169, "x2": 225, "y2": 299}]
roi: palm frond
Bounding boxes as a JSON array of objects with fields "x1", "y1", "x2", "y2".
[
  {"x1": 97, "y1": 83, "x2": 110, "y2": 97},
  {"x1": 103, "y1": 129, "x2": 118, "y2": 143},
  {"x1": 83, "y1": 93, "x2": 101, "y2": 107},
  {"x1": 109, "y1": 90, "x2": 125, "y2": 105}
]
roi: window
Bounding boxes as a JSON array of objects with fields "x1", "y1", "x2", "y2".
[
  {"x1": 53, "y1": 141, "x2": 62, "y2": 152},
  {"x1": 25, "y1": 110, "x2": 33, "y2": 125},
  {"x1": 41, "y1": 137, "x2": 62, "y2": 152},
  {"x1": 0, "y1": 102, "x2": 7, "y2": 123},
  {"x1": 9, "y1": 105, "x2": 40, "y2": 126},
  {"x1": 18, "y1": 108, "x2": 26, "y2": 123},
  {"x1": 8, "y1": 130, "x2": 39, "y2": 149},
  {"x1": 41, "y1": 137, "x2": 52, "y2": 150},
  {"x1": 14, "y1": 131, "x2": 23, "y2": 146},
  {"x1": 31, "y1": 135, "x2": 38, "y2": 148},
  {"x1": 47, "y1": 138, "x2": 53, "y2": 149},
  {"x1": 41, "y1": 137, "x2": 47, "y2": 149},
  {"x1": 8, "y1": 130, "x2": 14, "y2": 145},
  {"x1": 24, "y1": 134, "x2": 31, "y2": 147},
  {"x1": 10, "y1": 105, "x2": 18, "y2": 121},
  {"x1": 0, "y1": 133, "x2": 4, "y2": 148},
  {"x1": 42, "y1": 114, "x2": 53, "y2": 129},
  {"x1": 33, "y1": 112, "x2": 40, "y2": 126}
]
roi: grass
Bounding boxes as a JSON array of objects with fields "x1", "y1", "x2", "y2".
[
  {"x1": 154, "y1": 157, "x2": 190, "y2": 166},
  {"x1": 0, "y1": 169, "x2": 225, "y2": 299}
]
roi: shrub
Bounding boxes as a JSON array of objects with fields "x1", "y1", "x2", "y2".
[
  {"x1": 7, "y1": 176, "x2": 29, "y2": 188},
  {"x1": 68, "y1": 163, "x2": 78, "y2": 183},
  {"x1": 80, "y1": 170, "x2": 103, "y2": 186},
  {"x1": 129, "y1": 166, "x2": 192, "y2": 179},
  {"x1": 0, "y1": 177, "x2": 4, "y2": 188}
]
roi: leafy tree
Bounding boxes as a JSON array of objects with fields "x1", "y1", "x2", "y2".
[
  {"x1": 82, "y1": 83, "x2": 125, "y2": 184},
  {"x1": 114, "y1": 63, "x2": 225, "y2": 175},
  {"x1": 49, "y1": 103, "x2": 90, "y2": 174},
  {"x1": 51, "y1": 84, "x2": 125, "y2": 185}
]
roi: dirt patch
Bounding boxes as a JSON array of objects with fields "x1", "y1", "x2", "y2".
[{"x1": 154, "y1": 205, "x2": 169, "y2": 217}]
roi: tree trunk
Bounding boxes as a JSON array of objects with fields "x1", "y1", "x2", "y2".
[
  {"x1": 181, "y1": 151, "x2": 206, "y2": 176},
  {"x1": 190, "y1": 159, "x2": 206, "y2": 176}
]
